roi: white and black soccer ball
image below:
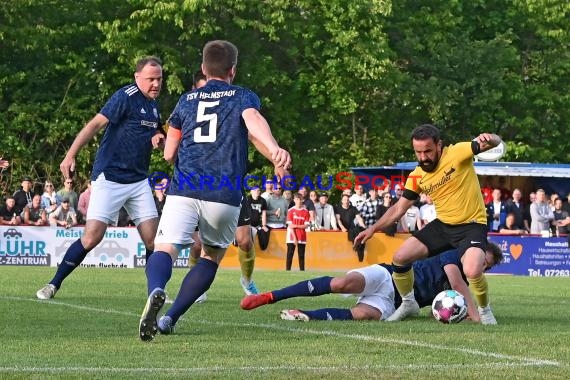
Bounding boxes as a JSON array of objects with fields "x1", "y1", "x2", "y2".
[{"x1": 431, "y1": 290, "x2": 467, "y2": 324}]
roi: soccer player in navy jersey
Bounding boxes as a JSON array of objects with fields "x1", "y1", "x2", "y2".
[
  {"x1": 241, "y1": 242, "x2": 503, "y2": 322},
  {"x1": 138, "y1": 40, "x2": 291, "y2": 341},
  {"x1": 36, "y1": 57, "x2": 165, "y2": 300}
]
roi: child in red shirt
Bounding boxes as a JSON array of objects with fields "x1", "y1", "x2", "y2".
[{"x1": 286, "y1": 192, "x2": 310, "y2": 270}]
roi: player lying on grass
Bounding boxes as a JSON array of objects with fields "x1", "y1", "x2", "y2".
[{"x1": 240, "y1": 241, "x2": 503, "y2": 322}]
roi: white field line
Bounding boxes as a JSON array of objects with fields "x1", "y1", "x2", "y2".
[
  {"x1": 1, "y1": 296, "x2": 564, "y2": 374},
  {"x1": 0, "y1": 362, "x2": 564, "y2": 375}
]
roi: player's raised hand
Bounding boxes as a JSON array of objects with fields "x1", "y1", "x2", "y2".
[
  {"x1": 353, "y1": 226, "x2": 375, "y2": 246},
  {"x1": 60, "y1": 155, "x2": 76, "y2": 180}
]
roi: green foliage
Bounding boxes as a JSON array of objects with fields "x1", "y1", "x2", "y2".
[{"x1": 1, "y1": 0, "x2": 570, "y2": 194}]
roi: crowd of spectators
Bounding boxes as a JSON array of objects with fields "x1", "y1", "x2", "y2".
[
  {"x1": 0, "y1": 174, "x2": 133, "y2": 227},
  {"x1": 3, "y1": 173, "x2": 570, "y2": 242}
]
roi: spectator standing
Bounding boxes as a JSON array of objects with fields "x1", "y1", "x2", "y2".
[
  {"x1": 283, "y1": 190, "x2": 293, "y2": 205},
  {"x1": 349, "y1": 184, "x2": 367, "y2": 212},
  {"x1": 77, "y1": 180, "x2": 92, "y2": 224},
  {"x1": 266, "y1": 185, "x2": 288, "y2": 228},
  {"x1": 530, "y1": 189, "x2": 554, "y2": 234},
  {"x1": 0, "y1": 196, "x2": 21, "y2": 225},
  {"x1": 336, "y1": 194, "x2": 367, "y2": 262},
  {"x1": 506, "y1": 188, "x2": 526, "y2": 231},
  {"x1": 480, "y1": 177, "x2": 494, "y2": 205},
  {"x1": 336, "y1": 194, "x2": 366, "y2": 234},
  {"x1": 315, "y1": 192, "x2": 337, "y2": 230},
  {"x1": 523, "y1": 192, "x2": 536, "y2": 232},
  {"x1": 41, "y1": 180, "x2": 61, "y2": 217},
  {"x1": 552, "y1": 198, "x2": 570, "y2": 236},
  {"x1": 360, "y1": 187, "x2": 381, "y2": 228},
  {"x1": 497, "y1": 176, "x2": 512, "y2": 201},
  {"x1": 308, "y1": 190, "x2": 319, "y2": 211},
  {"x1": 57, "y1": 178, "x2": 79, "y2": 211},
  {"x1": 392, "y1": 183, "x2": 404, "y2": 204},
  {"x1": 248, "y1": 187, "x2": 269, "y2": 240},
  {"x1": 286, "y1": 193, "x2": 310, "y2": 271},
  {"x1": 294, "y1": 185, "x2": 315, "y2": 224},
  {"x1": 261, "y1": 181, "x2": 273, "y2": 200},
  {"x1": 376, "y1": 191, "x2": 397, "y2": 236},
  {"x1": 13, "y1": 176, "x2": 34, "y2": 216},
  {"x1": 561, "y1": 192, "x2": 570, "y2": 215},
  {"x1": 23, "y1": 194, "x2": 47, "y2": 226},
  {"x1": 486, "y1": 188, "x2": 508, "y2": 232}
]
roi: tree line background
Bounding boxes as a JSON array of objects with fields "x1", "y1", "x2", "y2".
[{"x1": 1, "y1": 0, "x2": 569, "y2": 197}]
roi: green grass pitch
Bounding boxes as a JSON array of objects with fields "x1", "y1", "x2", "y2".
[{"x1": 1, "y1": 266, "x2": 569, "y2": 379}]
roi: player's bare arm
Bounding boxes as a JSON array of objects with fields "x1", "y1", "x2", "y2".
[
  {"x1": 474, "y1": 133, "x2": 502, "y2": 153},
  {"x1": 444, "y1": 264, "x2": 480, "y2": 322},
  {"x1": 163, "y1": 127, "x2": 182, "y2": 163},
  {"x1": 60, "y1": 113, "x2": 108, "y2": 179},
  {"x1": 354, "y1": 196, "x2": 414, "y2": 246},
  {"x1": 243, "y1": 108, "x2": 291, "y2": 170}
]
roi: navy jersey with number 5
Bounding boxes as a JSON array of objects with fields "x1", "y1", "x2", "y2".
[
  {"x1": 92, "y1": 84, "x2": 161, "y2": 184},
  {"x1": 167, "y1": 79, "x2": 260, "y2": 207}
]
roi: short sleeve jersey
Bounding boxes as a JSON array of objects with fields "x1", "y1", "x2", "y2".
[
  {"x1": 404, "y1": 142, "x2": 487, "y2": 225},
  {"x1": 389, "y1": 250, "x2": 465, "y2": 308},
  {"x1": 168, "y1": 80, "x2": 259, "y2": 207},
  {"x1": 248, "y1": 196, "x2": 267, "y2": 227},
  {"x1": 92, "y1": 84, "x2": 161, "y2": 184},
  {"x1": 336, "y1": 205, "x2": 359, "y2": 229},
  {"x1": 286, "y1": 207, "x2": 310, "y2": 243}
]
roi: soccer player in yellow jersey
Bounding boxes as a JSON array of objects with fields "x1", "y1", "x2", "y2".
[{"x1": 354, "y1": 124, "x2": 502, "y2": 325}]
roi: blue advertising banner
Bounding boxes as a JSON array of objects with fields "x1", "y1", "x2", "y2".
[{"x1": 488, "y1": 235, "x2": 570, "y2": 277}]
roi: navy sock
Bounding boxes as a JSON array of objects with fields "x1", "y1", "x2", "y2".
[
  {"x1": 166, "y1": 258, "x2": 218, "y2": 324},
  {"x1": 145, "y1": 248, "x2": 154, "y2": 261},
  {"x1": 301, "y1": 308, "x2": 354, "y2": 320},
  {"x1": 50, "y1": 239, "x2": 89, "y2": 289},
  {"x1": 145, "y1": 251, "x2": 173, "y2": 295},
  {"x1": 272, "y1": 276, "x2": 333, "y2": 302}
]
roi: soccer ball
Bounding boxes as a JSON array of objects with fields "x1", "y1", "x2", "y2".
[{"x1": 431, "y1": 290, "x2": 467, "y2": 324}]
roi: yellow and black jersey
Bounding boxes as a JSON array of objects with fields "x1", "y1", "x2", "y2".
[{"x1": 404, "y1": 142, "x2": 486, "y2": 225}]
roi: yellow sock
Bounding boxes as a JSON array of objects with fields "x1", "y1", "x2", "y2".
[
  {"x1": 468, "y1": 274, "x2": 489, "y2": 308},
  {"x1": 238, "y1": 247, "x2": 255, "y2": 280},
  {"x1": 392, "y1": 267, "x2": 414, "y2": 299},
  {"x1": 188, "y1": 256, "x2": 199, "y2": 268}
]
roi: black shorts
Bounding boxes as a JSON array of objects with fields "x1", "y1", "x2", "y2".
[
  {"x1": 413, "y1": 219, "x2": 488, "y2": 258},
  {"x1": 237, "y1": 197, "x2": 251, "y2": 227}
]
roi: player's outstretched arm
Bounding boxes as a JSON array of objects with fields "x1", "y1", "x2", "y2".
[
  {"x1": 243, "y1": 108, "x2": 291, "y2": 170},
  {"x1": 474, "y1": 133, "x2": 502, "y2": 153},
  {"x1": 60, "y1": 113, "x2": 109, "y2": 179},
  {"x1": 444, "y1": 264, "x2": 480, "y2": 322}
]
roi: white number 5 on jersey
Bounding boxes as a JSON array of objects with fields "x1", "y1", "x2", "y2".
[{"x1": 194, "y1": 100, "x2": 220, "y2": 142}]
